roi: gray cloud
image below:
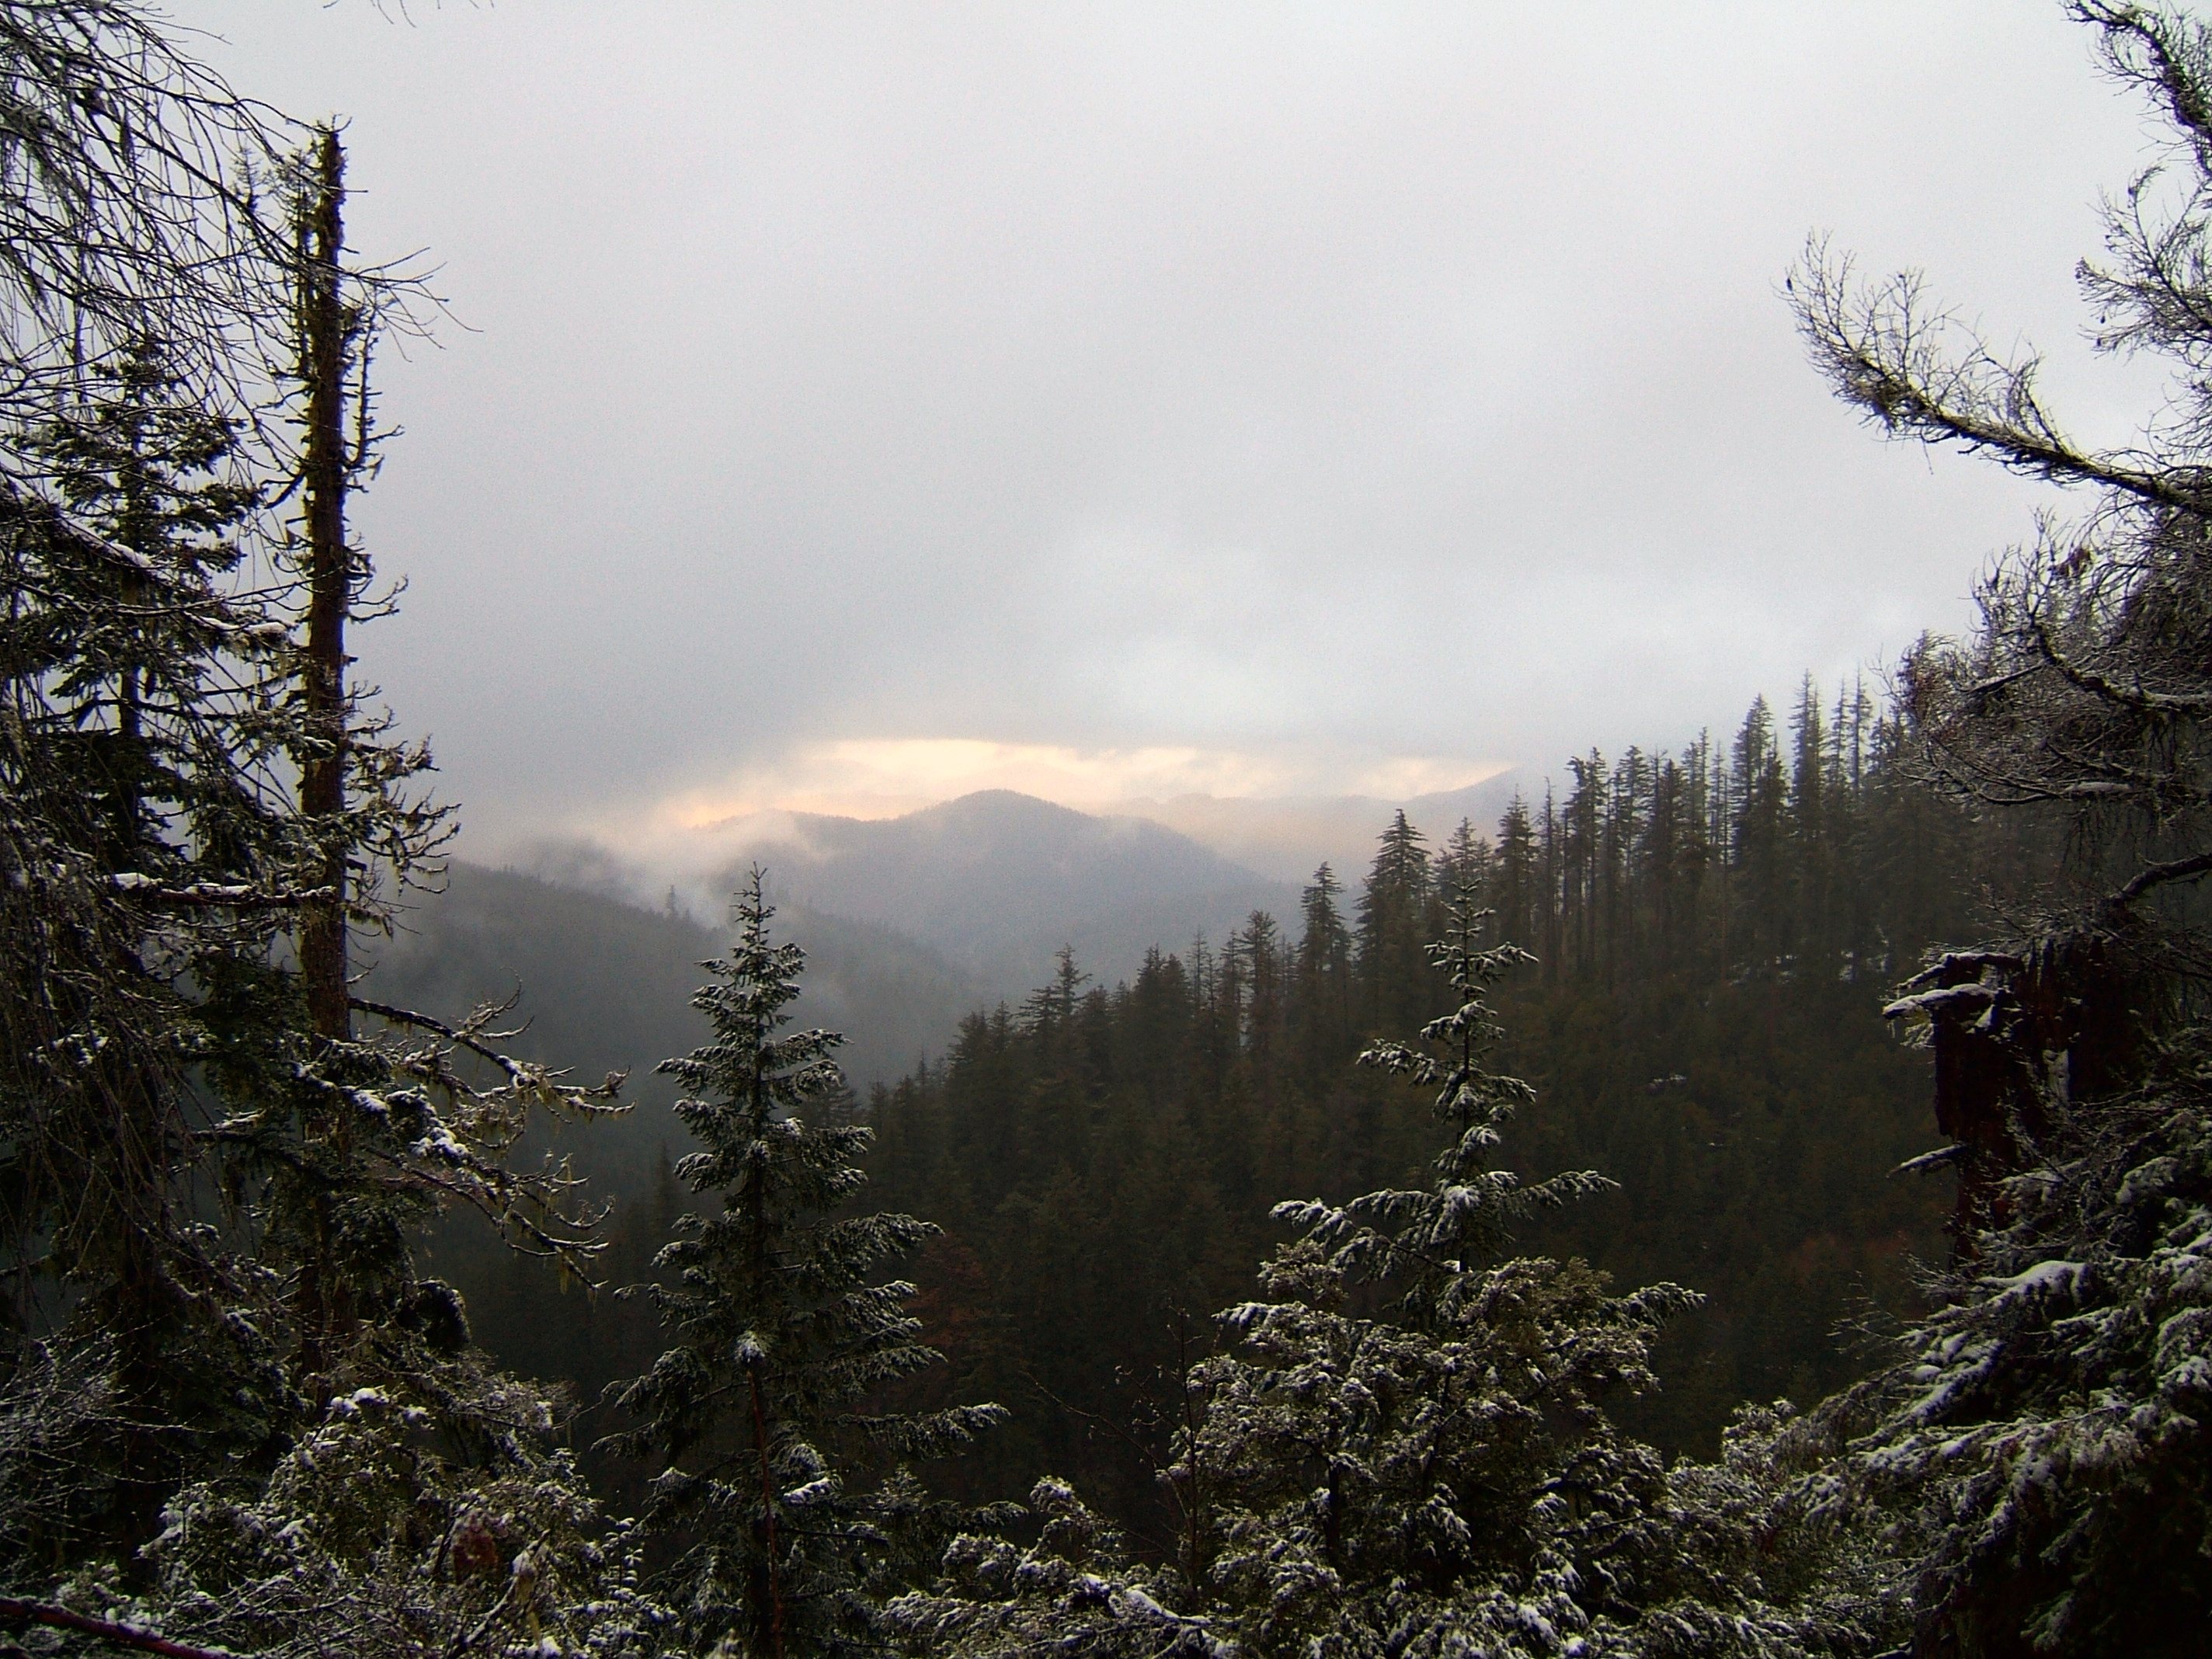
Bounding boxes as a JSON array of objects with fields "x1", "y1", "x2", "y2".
[{"x1": 186, "y1": 1, "x2": 2159, "y2": 847}]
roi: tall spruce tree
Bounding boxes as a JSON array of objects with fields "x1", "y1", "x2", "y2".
[
  {"x1": 1279, "y1": 880, "x2": 1622, "y2": 1327},
  {"x1": 1355, "y1": 811, "x2": 1434, "y2": 1038},
  {"x1": 1292, "y1": 862, "x2": 1354, "y2": 1069},
  {"x1": 617, "y1": 869, "x2": 1003, "y2": 1657},
  {"x1": 1, "y1": 337, "x2": 283, "y2": 1571}
]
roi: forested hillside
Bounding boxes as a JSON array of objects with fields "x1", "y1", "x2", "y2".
[
  {"x1": 861, "y1": 686, "x2": 1973, "y2": 1532},
  {"x1": 367, "y1": 862, "x2": 983, "y2": 1103},
  {"x1": 5, "y1": 3, "x2": 2212, "y2": 1657},
  {"x1": 406, "y1": 694, "x2": 1965, "y2": 1529}
]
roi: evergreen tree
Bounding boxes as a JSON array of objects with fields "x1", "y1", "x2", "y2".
[
  {"x1": 1355, "y1": 811, "x2": 1433, "y2": 1037},
  {"x1": 1769, "y1": 3, "x2": 2212, "y2": 1649},
  {"x1": 888, "y1": 884, "x2": 1710, "y2": 1655},
  {"x1": 0, "y1": 336, "x2": 283, "y2": 1568},
  {"x1": 1280, "y1": 879, "x2": 1619, "y2": 1326},
  {"x1": 887, "y1": 1477, "x2": 1224, "y2": 1658},
  {"x1": 615, "y1": 869, "x2": 1003, "y2": 1657},
  {"x1": 0, "y1": 112, "x2": 638, "y2": 1657},
  {"x1": 1730, "y1": 697, "x2": 1788, "y2": 967},
  {"x1": 1292, "y1": 862, "x2": 1354, "y2": 1069},
  {"x1": 1490, "y1": 794, "x2": 1541, "y2": 952}
]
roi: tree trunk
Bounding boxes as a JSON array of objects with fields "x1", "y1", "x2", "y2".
[
  {"x1": 297, "y1": 127, "x2": 350, "y2": 1046},
  {"x1": 292, "y1": 127, "x2": 353, "y2": 1391}
]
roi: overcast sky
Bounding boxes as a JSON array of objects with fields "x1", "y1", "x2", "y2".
[{"x1": 183, "y1": 2, "x2": 2165, "y2": 851}]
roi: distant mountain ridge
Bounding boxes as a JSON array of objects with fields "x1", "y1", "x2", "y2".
[
  {"x1": 718, "y1": 789, "x2": 1298, "y2": 992},
  {"x1": 364, "y1": 864, "x2": 981, "y2": 1108},
  {"x1": 503, "y1": 781, "x2": 1526, "y2": 1014},
  {"x1": 382, "y1": 787, "x2": 1513, "y2": 1171}
]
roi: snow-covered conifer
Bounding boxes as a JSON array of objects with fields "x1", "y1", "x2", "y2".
[
  {"x1": 1775, "y1": 5, "x2": 2212, "y2": 1651},
  {"x1": 1167, "y1": 880, "x2": 1697, "y2": 1652},
  {"x1": 0, "y1": 105, "x2": 631, "y2": 1653},
  {"x1": 615, "y1": 868, "x2": 1003, "y2": 1657},
  {"x1": 1283, "y1": 892, "x2": 1610, "y2": 1322},
  {"x1": 903, "y1": 883, "x2": 1706, "y2": 1656},
  {"x1": 885, "y1": 1477, "x2": 1226, "y2": 1659}
]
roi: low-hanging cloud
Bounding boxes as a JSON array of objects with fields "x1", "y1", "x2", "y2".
[
  {"x1": 181, "y1": 2, "x2": 2163, "y2": 852},
  {"x1": 562, "y1": 734, "x2": 1506, "y2": 864}
]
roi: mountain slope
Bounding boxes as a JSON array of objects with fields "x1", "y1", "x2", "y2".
[
  {"x1": 697, "y1": 789, "x2": 1299, "y2": 993},
  {"x1": 363, "y1": 864, "x2": 981, "y2": 1152}
]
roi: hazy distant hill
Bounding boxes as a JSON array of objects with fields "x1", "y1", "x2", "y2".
[
  {"x1": 369, "y1": 784, "x2": 1309, "y2": 1088},
  {"x1": 363, "y1": 864, "x2": 982, "y2": 1173},
  {"x1": 520, "y1": 789, "x2": 1303, "y2": 999},
  {"x1": 504, "y1": 785, "x2": 1560, "y2": 995},
  {"x1": 723, "y1": 790, "x2": 1299, "y2": 992},
  {"x1": 362, "y1": 799, "x2": 1309, "y2": 1179}
]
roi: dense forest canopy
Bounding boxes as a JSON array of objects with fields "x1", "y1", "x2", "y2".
[{"x1": 2, "y1": 3, "x2": 2210, "y2": 1657}]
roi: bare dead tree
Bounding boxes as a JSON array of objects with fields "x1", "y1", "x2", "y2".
[{"x1": 294, "y1": 126, "x2": 353, "y2": 1047}]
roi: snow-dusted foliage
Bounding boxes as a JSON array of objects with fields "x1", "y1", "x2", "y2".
[
  {"x1": 0, "y1": 26, "x2": 633, "y2": 1644},
  {"x1": 614, "y1": 868, "x2": 1004, "y2": 1656},
  {"x1": 886, "y1": 1478, "x2": 1229, "y2": 1658},
  {"x1": 1645, "y1": 1024, "x2": 2212, "y2": 1658},
  {"x1": 1280, "y1": 892, "x2": 1611, "y2": 1320},
  {"x1": 1577, "y1": 1402, "x2": 1894, "y2": 1658},
  {"x1": 1825, "y1": 1046, "x2": 2212, "y2": 1654},
  {"x1": 1187, "y1": 1244, "x2": 1696, "y2": 1656},
  {"x1": 1157, "y1": 885, "x2": 1698, "y2": 1655},
  {"x1": 894, "y1": 887, "x2": 1720, "y2": 1657},
  {"x1": 1781, "y1": 5, "x2": 2212, "y2": 1651},
  {"x1": 0, "y1": 307, "x2": 625, "y2": 1592},
  {"x1": 138, "y1": 1363, "x2": 667, "y2": 1659}
]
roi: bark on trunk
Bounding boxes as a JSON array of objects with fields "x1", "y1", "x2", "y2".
[{"x1": 297, "y1": 127, "x2": 350, "y2": 1046}]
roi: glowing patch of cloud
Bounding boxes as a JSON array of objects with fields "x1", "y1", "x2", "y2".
[
  {"x1": 645, "y1": 738, "x2": 1508, "y2": 830},
  {"x1": 524, "y1": 738, "x2": 1517, "y2": 899}
]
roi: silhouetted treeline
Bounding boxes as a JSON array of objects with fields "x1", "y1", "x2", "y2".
[{"x1": 1477, "y1": 678, "x2": 2001, "y2": 987}]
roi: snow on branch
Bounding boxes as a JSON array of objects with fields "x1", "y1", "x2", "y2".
[
  {"x1": 108, "y1": 874, "x2": 336, "y2": 909},
  {"x1": 0, "y1": 1597, "x2": 236, "y2": 1659}
]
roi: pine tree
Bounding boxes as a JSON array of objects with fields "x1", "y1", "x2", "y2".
[
  {"x1": 616, "y1": 868, "x2": 1003, "y2": 1657},
  {"x1": 1292, "y1": 862, "x2": 1354, "y2": 1070},
  {"x1": 1283, "y1": 878, "x2": 1618, "y2": 1324},
  {"x1": 885, "y1": 1477, "x2": 1225, "y2": 1658},
  {"x1": 1490, "y1": 795, "x2": 1540, "y2": 952},
  {"x1": 1, "y1": 111, "x2": 641, "y2": 1656},
  {"x1": 0, "y1": 335, "x2": 285, "y2": 1569}
]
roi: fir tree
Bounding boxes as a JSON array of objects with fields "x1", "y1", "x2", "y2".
[
  {"x1": 1, "y1": 113, "x2": 637, "y2": 1657},
  {"x1": 888, "y1": 883, "x2": 1705, "y2": 1654},
  {"x1": 1177, "y1": 883, "x2": 1698, "y2": 1651},
  {"x1": 1355, "y1": 811, "x2": 1433, "y2": 1038},
  {"x1": 1292, "y1": 862, "x2": 1354, "y2": 1069},
  {"x1": 615, "y1": 868, "x2": 1003, "y2": 1657},
  {"x1": 0, "y1": 335, "x2": 284, "y2": 1570},
  {"x1": 1282, "y1": 883, "x2": 1609, "y2": 1319},
  {"x1": 1490, "y1": 795, "x2": 1541, "y2": 951}
]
